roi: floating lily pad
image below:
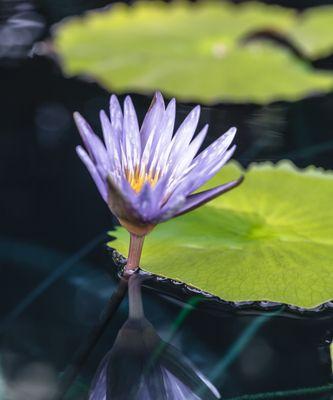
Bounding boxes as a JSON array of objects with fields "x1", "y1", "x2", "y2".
[
  {"x1": 287, "y1": 6, "x2": 333, "y2": 60},
  {"x1": 108, "y1": 161, "x2": 333, "y2": 309},
  {"x1": 53, "y1": 1, "x2": 333, "y2": 104}
]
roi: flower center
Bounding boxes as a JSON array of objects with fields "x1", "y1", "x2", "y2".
[{"x1": 126, "y1": 166, "x2": 159, "y2": 193}]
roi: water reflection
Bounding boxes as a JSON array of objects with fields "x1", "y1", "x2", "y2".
[
  {"x1": 1, "y1": 357, "x2": 57, "y2": 400},
  {"x1": 35, "y1": 102, "x2": 71, "y2": 149},
  {"x1": 0, "y1": 1, "x2": 44, "y2": 60}
]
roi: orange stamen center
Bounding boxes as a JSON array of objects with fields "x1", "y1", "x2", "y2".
[{"x1": 126, "y1": 166, "x2": 160, "y2": 193}]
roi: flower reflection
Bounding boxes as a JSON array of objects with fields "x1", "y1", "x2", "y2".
[{"x1": 89, "y1": 274, "x2": 220, "y2": 400}]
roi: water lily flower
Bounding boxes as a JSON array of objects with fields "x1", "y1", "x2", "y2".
[
  {"x1": 75, "y1": 93, "x2": 243, "y2": 273},
  {"x1": 89, "y1": 274, "x2": 221, "y2": 400}
]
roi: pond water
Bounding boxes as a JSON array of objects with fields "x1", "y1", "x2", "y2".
[{"x1": 0, "y1": 0, "x2": 333, "y2": 399}]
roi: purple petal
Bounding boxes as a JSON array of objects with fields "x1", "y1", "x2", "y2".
[
  {"x1": 123, "y1": 96, "x2": 141, "y2": 170},
  {"x1": 140, "y1": 93, "x2": 165, "y2": 172},
  {"x1": 107, "y1": 175, "x2": 142, "y2": 222},
  {"x1": 159, "y1": 191, "x2": 186, "y2": 222},
  {"x1": 110, "y1": 94, "x2": 123, "y2": 138},
  {"x1": 188, "y1": 124, "x2": 209, "y2": 156},
  {"x1": 76, "y1": 146, "x2": 108, "y2": 202},
  {"x1": 73, "y1": 111, "x2": 94, "y2": 157},
  {"x1": 149, "y1": 98, "x2": 176, "y2": 174},
  {"x1": 89, "y1": 353, "x2": 109, "y2": 400},
  {"x1": 136, "y1": 183, "x2": 158, "y2": 222},
  {"x1": 161, "y1": 144, "x2": 236, "y2": 214},
  {"x1": 186, "y1": 145, "x2": 237, "y2": 194},
  {"x1": 100, "y1": 110, "x2": 121, "y2": 172},
  {"x1": 140, "y1": 92, "x2": 165, "y2": 150},
  {"x1": 74, "y1": 112, "x2": 110, "y2": 178},
  {"x1": 160, "y1": 344, "x2": 221, "y2": 400},
  {"x1": 161, "y1": 369, "x2": 203, "y2": 399},
  {"x1": 189, "y1": 127, "x2": 236, "y2": 173},
  {"x1": 169, "y1": 124, "x2": 208, "y2": 185},
  {"x1": 167, "y1": 105, "x2": 201, "y2": 169},
  {"x1": 140, "y1": 130, "x2": 155, "y2": 173},
  {"x1": 174, "y1": 177, "x2": 244, "y2": 217}
]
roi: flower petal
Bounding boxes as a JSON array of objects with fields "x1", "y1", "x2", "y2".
[
  {"x1": 100, "y1": 110, "x2": 122, "y2": 173},
  {"x1": 144, "y1": 365, "x2": 169, "y2": 400},
  {"x1": 89, "y1": 352, "x2": 108, "y2": 400},
  {"x1": 186, "y1": 145, "x2": 237, "y2": 194},
  {"x1": 123, "y1": 96, "x2": 141, "y2": 171},
  {"x1": 76, "y1": 146, "x2": 107, "y2": 202},
  {"x1": 161, "y1": 144, "x2": 236, "y2": 217},
  {"x1": 110, "y1": 94, "x2": 123, "y2": 138},
  {"x1": 107, "y1": 175, "x2": 140, "y2": 221},
  {"x1": 167, "y1": 124, "x2": 209, "y2": 190},
  {"x1": 160, "y1": 344, "x2": 221, "y2": 400},
  {"x1": 162, "y1": 369, "x2": 202, "y2": 399},
  {"x1": 174, "y1": 177, "x2": 244, "y2": 217},
  {"x1": 167, "y1": 105, "x2": 201, "y2": 170},
  {"x1": 189, "y1": 127, "x2": 236, "y2": 173},
  {"x1": 149, "y1": 98, "x2": 176, "y2": 174},
  {"x1": 136, "y1": 183, "x2": 159, "y2": 223},
  {"x1": 106, "y1": 347, "x2": 145, "y2": 399},
  {"x1": 140, "y1": 92, "x2": 165, "y2": 150},
  {"x1": 74, "y1": 112, "x2": 110, "y2": 177}
]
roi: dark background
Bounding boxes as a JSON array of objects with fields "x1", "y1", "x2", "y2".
[{"x1": 0, "y1": 0, "x2": 333, "y2": 399}]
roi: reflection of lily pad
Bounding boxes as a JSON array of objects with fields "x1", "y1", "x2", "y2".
[
  {"x1": 53, "y1": 1, "x2": 333, "y2": 104},
  {"x1": 109, "y1": 161, "x2": 333, "y2": 309}
]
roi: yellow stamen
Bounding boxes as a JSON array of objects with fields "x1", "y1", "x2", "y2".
[{"x1": 126, "y1": 166, "x2": 160, "y2": 193}]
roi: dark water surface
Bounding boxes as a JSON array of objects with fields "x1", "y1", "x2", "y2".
[{"x1": 0, "y1": 0, "x2": 333, "y2": 399}]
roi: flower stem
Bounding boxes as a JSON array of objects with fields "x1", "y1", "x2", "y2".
[
  {"x1": 128, "y1": 275, "x2": 144, "y2": 319},
  {"x1": 125, "y1": 233, "x2": 145, "y2": 275}
]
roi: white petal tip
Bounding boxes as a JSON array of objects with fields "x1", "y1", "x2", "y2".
[
  {"x1": 99, "y1": 109, "x2": 107, "y2": 119},
  {"x1": 73, "y1": 111, "x2": 82, "y2": 122},
  {"x1": 124, "y1": 95, "x2": 132, "y2": 104},
  {"x1": 73, "y1": 112, "x2": 87, "y2": 131},
  {"x1": 110, "y1": 94, "x2": 119, "y2": 103},
  {"x1": 154, "y1": 91, "x2": 163, "y2": 99},
  {"x1": 76, "y1": 145, "x2": 85, "y2": 155},
  {"x1": 228, "y1": 144, "x2": 237, "y2": 154}
]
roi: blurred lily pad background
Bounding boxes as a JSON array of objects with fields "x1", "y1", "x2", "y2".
[
  {"x1": 53, "y1": 1, "x2": 333, "y2": 104},
  {"x1": 0, "y1": 0, "x2": 333, "y2": 399}
]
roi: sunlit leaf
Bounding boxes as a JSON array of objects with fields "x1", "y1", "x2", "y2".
[
  {"x1": 53, "y1": 1, "x2": 333, "y2": 104},
  {"x1": 109, "y1": 161, "x2": 333, "y2": 309}
]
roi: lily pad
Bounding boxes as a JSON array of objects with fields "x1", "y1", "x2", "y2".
[
  {"x1": 108, "y1": 161, "x2": 333, "y2": 309},
  {"x1": 287, "y1": 6, "x2": 333, "y2": 60},
  {"x1": 53, "y1": 1, "x2": 333, "y2": 104}
]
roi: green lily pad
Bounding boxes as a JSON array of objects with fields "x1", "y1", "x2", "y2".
[
  {"x1": 108, "y1": 161, "x2": 333, "y2": 309},
  {"x1": 53, "y1": 1, "x2": 333, "y2": 104},
  {"x1": 287, "y1": 6, "x2": 333, "y2": 60}
]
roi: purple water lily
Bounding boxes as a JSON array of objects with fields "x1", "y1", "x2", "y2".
[{"x1": 75, "y1": 92, "x2": 243, "y2": 273}]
